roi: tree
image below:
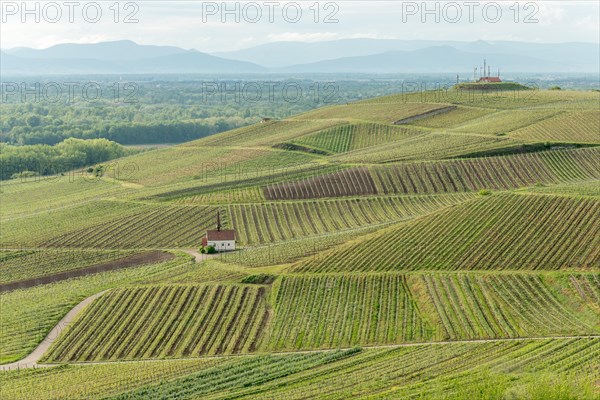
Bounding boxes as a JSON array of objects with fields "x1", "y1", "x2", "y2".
[{"x1": 26, "y1": 115, "x2": 42, "y2": 127}]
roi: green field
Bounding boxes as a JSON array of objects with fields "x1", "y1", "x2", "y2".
[{"x1": 1, "y1": 89, "x2": 599, "y2": 399}]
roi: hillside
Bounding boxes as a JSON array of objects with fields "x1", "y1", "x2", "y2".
[{"x1": 1, "y1": 88, "x2": 599, "y2": 399}]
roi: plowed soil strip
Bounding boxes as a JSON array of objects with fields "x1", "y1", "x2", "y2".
[{"x1": 0, "y1": 251, "x2": 174, "y2": 292}]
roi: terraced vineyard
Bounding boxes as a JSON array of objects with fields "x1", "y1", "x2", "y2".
[
  {"x1": 294, "y1": 193, "x2": 600, "y2": 272},
  {"x1": 44, "y1": 284, "x2": 270, "y2": 361}
]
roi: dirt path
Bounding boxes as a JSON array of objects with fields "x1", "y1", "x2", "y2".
[
  {"x1": 180, "y1": 249, "x2": 230, "y2": 262},
  {"x1": 37, "y1": 334, "x2": 600, "y2": 368},
  {"x1": 0, "y1": 290, "x2": 110, "y2": 371},
  {"x1": 394, "y1": 105, "x2": 457, "y2": 125}
]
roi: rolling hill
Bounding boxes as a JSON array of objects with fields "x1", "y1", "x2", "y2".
[{"x1": 1, "y1": 88, "x2": 598, "y2": 399}]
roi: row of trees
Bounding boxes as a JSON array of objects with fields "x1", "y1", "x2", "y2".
[
  {"x1": 0, "y1": 138, "x2": 129, "y2": 180},
  {"x1": 3, "y1": 119, "x2": 242, "y2": 145}
]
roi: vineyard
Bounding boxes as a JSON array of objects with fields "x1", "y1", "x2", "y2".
[
  {"x1": 510, "y1": 110, "x2": 600, "y2": 144},
  {"x1": 333, "y1": 132, "x2": 516, "y2": 163},
  {"x1": 293, "y1": 193, "x2": 600, "y2": 272},
  {"x1": 294, "y1": 102, "x2": 450, "y2": 123},
  {"x1": 194, "y1": 119, "x2": 348, "y2": 147},
  {"x1": 289, "y1": 122, "x2": 421, "y2": 153},
  {"x1": 0, "y1": 249, "x2": 137, "y2": 284},
  {"x1": 3, "y1": 339, "x2": 597, "y2": 399},
  {"x1": 404, "y1": 106, "x2": 495, "y2": 129},
  {"x1": 40, "y1": 194, "x2": 472, "y2": 248},
  {"x1": 42, "y1": 205, "x2": 221, "y2": 248},
  {"x1": 267, "y1": 274, "x2": 432, "y2": 350},
  {"x1": 0, "y1": 254, "x2": 192, "y2": 364},
  {"x1": 44, "y1": 284, "x2": 270, "y2": 361},
  {"x1": 1, "y1": 88, "x2": 599, "y2": 399},
  {"x1": 266, "y1": 272, "x2": 598, "y2": 350},
  {"x1": 454, "y1": 109, "x2": 561, "y2": 135},
  {"x1": 264, "y1": 147, "x2": 600, "y2": 199}
]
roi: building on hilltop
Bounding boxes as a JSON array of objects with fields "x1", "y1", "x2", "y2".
[
  {"x1": 202, "y1": 212, "x2": 236, "y2": 251},
  {"x1": 478, "y1": 76, "x2": 502, "y2": 83},
  {"x1": 473, "y1": 59, "x2": 502, "y2": 83}
]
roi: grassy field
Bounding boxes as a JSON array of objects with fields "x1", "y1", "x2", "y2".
[{"x1": 1, "y1": 88, "x2": 599, "y2": 399}]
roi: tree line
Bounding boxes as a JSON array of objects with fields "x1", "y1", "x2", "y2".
[{"x1": 0, "y1": 138, "x2": 130, "y2": 180}]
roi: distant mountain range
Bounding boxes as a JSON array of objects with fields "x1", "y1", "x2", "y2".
[
  {"x1": 1, "y1": 39, "x2": 598, "y2": 75},
  {"x1": 1, "y1": 41, "x2": 265, "y2": 75}
]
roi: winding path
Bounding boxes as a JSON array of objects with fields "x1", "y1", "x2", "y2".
[{"x1": 0, "y1": 290, "x2": 110, "y2": 371}]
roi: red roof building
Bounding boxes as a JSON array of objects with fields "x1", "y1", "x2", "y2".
[
  {"x1": 206, "y1": 230, "x2": 236, "y2": 241},
  {"x1": 203, "y1": 211, "x2": 236, "y2": 251},
  {"x1": 477, "y1": 76, "x2": 502, "y2": 83}
]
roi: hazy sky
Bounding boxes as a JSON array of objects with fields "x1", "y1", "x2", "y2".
[{"x1": 1, "y1": 1, "x2": 598, "y2": 51}]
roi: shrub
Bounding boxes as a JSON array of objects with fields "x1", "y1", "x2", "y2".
[
  {"x1": 241, "y1": 274, "x2": 276, "y2": 284},
  {"x1": 205, "y1": 245, "x2": 216, "y2": 254},
  {"x1": 478, "y1": 189, "x2": 492, "y2": 196}
]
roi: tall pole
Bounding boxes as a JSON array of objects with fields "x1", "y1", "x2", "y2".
[{"x1": 484, "y1": 59, "x2": 487, "y2": 77}]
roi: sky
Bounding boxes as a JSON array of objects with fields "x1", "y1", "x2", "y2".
[{"x1": 1, "y1": 1, "x2": 598, "y2": 51}]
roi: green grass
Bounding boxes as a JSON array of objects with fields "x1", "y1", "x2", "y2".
[
  {"x1": 526, "y1": 180, "x2": 600, "y2": 198},
  {"x1": 191, "y1": 119, "x2": 348, "y2": 147},
  {"x1": 0, "y1": 176, "x2": 133, "y2": 219}
]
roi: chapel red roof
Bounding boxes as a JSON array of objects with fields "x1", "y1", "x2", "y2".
[{"x1": 206, "y1": 230, "x2": 236, "y2": 241}]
